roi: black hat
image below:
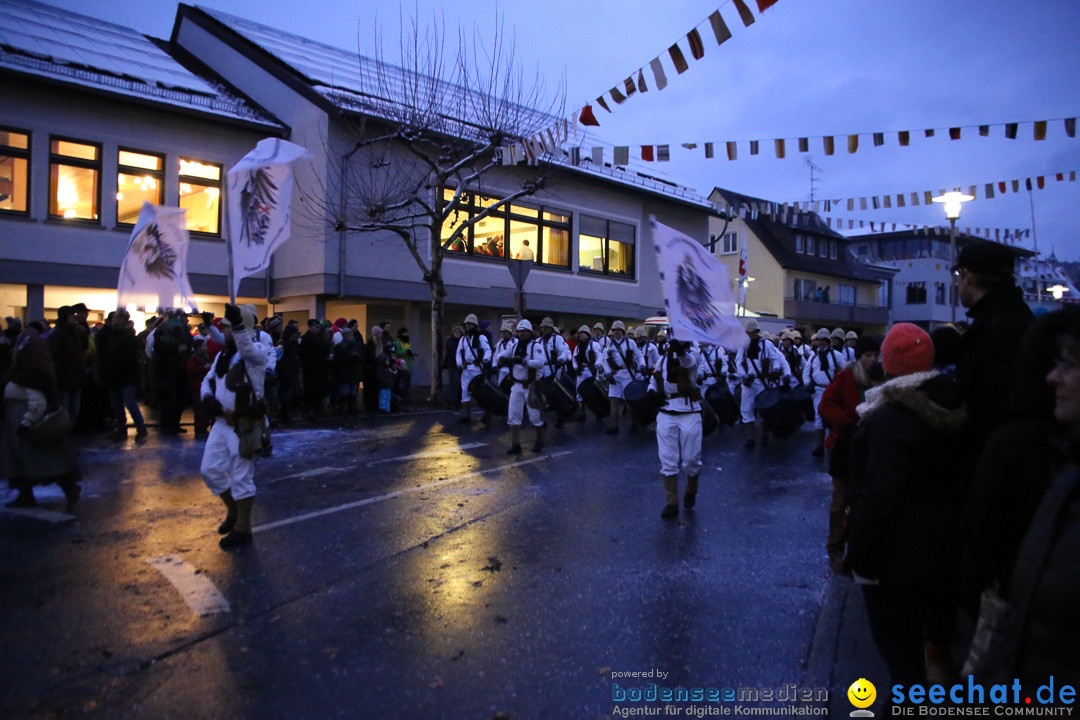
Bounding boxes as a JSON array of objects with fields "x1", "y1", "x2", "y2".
[
  {"x1": 854, "y1": 335, "x2": 881, "y2": 358},
  {"x1": 952, "y1": 241, "x2": 1016, "y2": 278}
]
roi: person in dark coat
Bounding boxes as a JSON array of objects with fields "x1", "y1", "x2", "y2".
[
  {"x1": 152, "y1": 310, "x2": 191, "y2": 435},
  {"x1": 100, "y1": 309, "x2": 149, "y2": 441},
  {"x1": 847, "y1": 323, "x2": 967, "y2": 690},
  {"x1": 363, "y1": 326, "x2": 384, "y2": 414},
  {"x1": 442, "y1": 325, "x2": 463, "y2": 410},
  {"x1": 330, "y1": 328, "x2": 363, "y2": 415},
  {"x1": 275, "y1": 322, "x2": 301, "y2": 422},
  {"x1": 45, "y1": 306, "x2": 85, "y2": 423},
  {"x1": 299, "y1": 323, "x2": 330, "y2": 418}
]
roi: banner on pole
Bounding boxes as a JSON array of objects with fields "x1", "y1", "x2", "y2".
[
  {"x1": 651, "y1": 219, "x2": 748, "y2": 352},
  {"x1": 227, "y1": 138, "x2": 310, "y2": 299},
  {"x1": 117, "y1": 202, "x2": 196, "y2": 312}
]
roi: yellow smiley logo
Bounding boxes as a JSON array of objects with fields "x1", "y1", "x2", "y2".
[{"x1": 847, "y1": 678, "x2": 876, "y2": 709}]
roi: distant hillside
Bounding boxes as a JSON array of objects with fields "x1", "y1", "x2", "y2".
[{"x1": 1059, "y1": 261, "x2": 1080, "y2": 289}]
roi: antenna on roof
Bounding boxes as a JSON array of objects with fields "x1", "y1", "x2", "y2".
[{"x1": 806, "y1": 156, "x2": 823, "y2": 203}]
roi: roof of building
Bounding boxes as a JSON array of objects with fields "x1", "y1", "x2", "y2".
[
  {"x1": 0, "y1": 0, "x2": 282, "y2": 129},
  {"x1": 180, "y1": 4, "x2": 715, "y2": 211},
  {"x1": 847, "y1": 230, "x2": 1037, "y2": 259},
  {"x1": 711, "y1": 187, "x2": 889, "y2": 282}
]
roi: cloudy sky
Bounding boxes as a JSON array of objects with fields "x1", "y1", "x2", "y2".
[{"x1": 49, "y1": 0, "x2": 1080, "y2": 258}]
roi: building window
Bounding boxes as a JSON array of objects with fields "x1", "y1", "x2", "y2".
[
  {"x1": 441, "y1": 189, "x2": 571, "y2": 268},
  {"x1": 578, "y1": 214, "x2": 635, "y2": 278},
  {"x1": 795, "y1": 234, "x2": 804, "y2": 254},
  {"x1": 935, "y1": 282, "x2": 946, "y2": 305},
  {"x1": 806, "y1": 236, "x2": 817, "y2": 256},
  {"x1": 49, "y1": 137, "x2": 100, "y2": 221},
  {"x1": 878, "y1": 281, "x2": 889, "y2": 308},
  {"x1": 838, "y1": 284, "x2": 856, "y2": 305},
  {"x1": 179, "y1": 158, "x2": 221, "y2": 235},
  {"x1": 117, "y1": 149, "x2": 164, "y2": 226},
  {"x1": 0, "y1": 127, "x2": 30, "y2": 214},
  {"x1": 793, "y1": 277, "x2": 817, "y2": 301},
  {"x1": 829, "y1": 240, "x2": 838, "y2": 260},
  {"x1": 906, "y1": 282, "x2": 927, "y2": 305},
  {"x1": 720, "y1": 231, "x2": 738, "y2": 254}
]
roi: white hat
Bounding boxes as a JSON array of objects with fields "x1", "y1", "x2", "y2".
[
  {"x1": 814, "y1": 328, "x2": 831, "y2": 340},
  {"x1": 593, "y1": 322, "x2": 605, "y2": 331},
  {"x1": 240, "y1": 304, "x2": 258, "y2": 330},
  {"x1": 577, "y1": 325, "x2": 592, "y2": 334},
  {"x1": 516, "y1": 319, "x2": 533, "y2": 332},
  {"x1": 845, "y1": 331, "x2": 858, "y2": 340},
  {"x1": 540, "y1": 317, "x2": 555, "y2": 329},
  {"x1": 611, "y1": 320, "x2": 626, "y2": 331},
  {"x1": 634, "y1": 327, "x2": 648, "y2": 338},
  {"x1": 790, "y1": 330, "x2": 802, "y2": 339},
  {"x1": 501, "y1": 320, "x2": 515, "y2": 333},
  {"x1": 745, "y1": 319, "x2": 760, "y2": 333},
  {"x1": 464, "y1": 313, "x2": 479, "y2": 325},
  {"x1": 831, "y1": 327, "x2": 846, "y2": 340}
]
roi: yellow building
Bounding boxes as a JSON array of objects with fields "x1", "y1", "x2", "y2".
[{"x1": 709, "y1": 188, "x2": 895, "y2": 335}]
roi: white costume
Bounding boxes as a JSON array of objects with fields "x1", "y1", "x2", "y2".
[
  {"x1": 455, "y1": 330, "x2": 491, "y2": 402},
  {"x1": 199, "y1": 327, "x2": 266, "y2": 502},
  {"x1": 649, "y1": 351, "x2": 704, "y2": 477},
  {"x1": 697, "y1": 344, "x2": 726, "y2": 390},
  {"x1": 597, "y1": 335, "x2": 644, "y2": 399},
  {"x1": 734, "y1": 338, "x2": 791, "y2": 424},
  {"x1": 493, "y1": 335, "x2": 515, "y2": 384},
  {"x1": 637, "y1": 340, "x2": 661, "y2": 375},
  {"x1": 503, "y1": 337, "x2": 546, "y2": 428},
  {"x1": 802, "y1": 347, "x2": 847, "y2": 430}
]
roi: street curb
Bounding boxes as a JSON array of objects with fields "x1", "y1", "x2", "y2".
[{"x1": 802, "y1": 574, "x2": 851, "y2": 691}]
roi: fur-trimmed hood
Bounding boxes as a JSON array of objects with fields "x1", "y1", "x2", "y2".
[{"x1": 856, "y1": 370, "x2": 967, "y2": 433}]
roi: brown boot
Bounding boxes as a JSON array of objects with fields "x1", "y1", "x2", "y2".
[
  {"x1": 220, "y1": 496, "x2": 254, "y2": 550},
  {"x1": 683, "y1": 474, "x2": 699, "y2": 509},
  {"x1": 661, "y1": 475, "x2": 679, "y2": 518},
  {"x1": 217, "y1": 489, "x2": 238, "y2": 534}
]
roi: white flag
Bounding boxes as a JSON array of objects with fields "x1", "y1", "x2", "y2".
[
  {"x1": 117, "y1": 202, "x2": 196, "y2": 312},
  {"x1": 227, "y1": 138, "x2": 309, "y2": 299},
  {"x1": 651, "y1": 219, "x2": 748, "y2": 352}
]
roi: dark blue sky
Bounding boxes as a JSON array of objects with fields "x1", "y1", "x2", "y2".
[{"x1": 50, "y1": 0, "x2": 1080, "y2": 258}]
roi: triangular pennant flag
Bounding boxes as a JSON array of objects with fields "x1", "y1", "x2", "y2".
[
  {"x1": 649, "y1": 58, "x2": 668, "y2": 91},
  {"x1": 687, "y1": 28, "x2": 705, "y2": 59},
  {"x1": 949, "y1": 127, "x2": 961, "y2": 140},
  {"x1": 624, "y1": 77, "x2": 637, "y2": 98},
  {"x1": 637, "y1": 69, "x2": 648, "y2": 93},
  {"x1": 898, "y1": 131, "x2": 910, "y2": 146},
  {"x1": 774, "y1": 138, "x2": 786, "y2": 159},
  {"x1": 823, "y1": 136, "x2": 835, "y2": 155},
  {"x1": 726, "y1": 141, "x2": 737, "y2": 161},
  {"x1": 732, "y1": 0, "x2": 756, "y2": 26},
  {"x1": 1034, "y1": 120, "x2": 1047, "y2": 140},
  {"x1": 610, "y1": 86, "x2": 627, "y2": 104},
  {"x1": 669, "y1": 44, "x2": 689, "y2": 74},
  {"x1": 704, "y1": 142, "x2": 715, "y2": 159},
  {"x1": 847, "y1": 134, "x2": 859, "y2": 153},
  {"x1": 641, "y1": 145, "x2": 655, "y2": 162},
  {"x1": 709, "y1": 10, "x2": 732, "y2": 45},
  {"x1": 596, "y1": 96, "x2": 611, "y2": 113},
  {"x1": 1066, "y1": 118, "x2": 1076, "y2": 138},
  {"x1": 756, "y1": 0, "x2": 779, "y2": 10},
  {"x1": 798, "y1": 137, "x2": 809, "y2": 152},
  {"x1": 1005, "y1": 123, "x2": 1018, "y2": 139},
  {"x1": 658, "y1": 145, "x2": 670, "y2": 162},
  {"x1": 614, "y1": 146, "x2": 629, "y2": 165}
]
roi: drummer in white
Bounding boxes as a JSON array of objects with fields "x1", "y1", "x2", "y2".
[
  {"x1": 734, "y1": 318, "x2": 791, "y2": 448},
  {"x1": 596, "y1": 320, "x2": 644, "y2": 435},
  {"x1": 535, "y1": 317, "x2": 573, "y2": 427},
  {"x1": 803, "y1": 328, "x2": 847, "y2": 457},
  {"x1": 498, "y1": 319, "x2": 547, "y2": 455},
  {"x1": 455, "y1": 313, "x2": 491, "y2": 423},
  {"x1": 572, "y1": 325, "x2": 603, "y2": 422},
  {"x1": 649, "y1": 337, "x2": 704, "y2": 519},
  {"x1": 493, "y1": 320, "x2": 516, "y2": 385}
]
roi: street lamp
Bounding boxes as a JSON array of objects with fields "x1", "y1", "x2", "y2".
[{"x1": 932, "y1": 190, "x2": 974, "y2": 323}]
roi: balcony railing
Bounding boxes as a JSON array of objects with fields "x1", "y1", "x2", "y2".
[{"x1": 783, "y1": 297, "x2": 890, "y2": 326}]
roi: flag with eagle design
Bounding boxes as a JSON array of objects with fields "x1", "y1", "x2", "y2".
[{"x1": 117, "y1": 203, "x2": 196, "y2": 312}]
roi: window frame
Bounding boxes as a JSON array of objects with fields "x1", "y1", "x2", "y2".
[
  {"x1": 116, "y1": 147, "x2": 165, "y2": 227},
  {"x1": 906, "y1": 281, "x2": 927, "y2": 305},
  {"x1": 48, "y1": 134, "x2": 102, "y2": 223},
  {"x1": 178, "y1": 156, "x2": 223, "y2": 237},
  {"x1": 720, "y1": 231, "x2": 738, "y2": 255},
  {"x1": 0, "y1": 125, "x2": 31, "y2": 216},
  {"x1": 440, "y1": 189, "x2": 572, "y2": 269},
  {"x1": 577, "y1": 214, "x2": 635, "y2": 279},
  {"x1": 838, "y1": 283, "x2": 856, "y2": 305},
  {"x1": 795, "y1": 234, "x2": 804, "y2": 254}
]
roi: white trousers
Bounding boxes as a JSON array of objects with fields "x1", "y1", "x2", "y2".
[
  {"x1": 460, "y1": 366, "x2": 481, "y2": 402},
  {"x1": 507, "y1": 383, "x2": 542, "y2": 427},
  {"x1": 200, "y1": 421, "x2": 257, "y2": 501},
  {"x1": 606, "y1": 371, "x2": 632, "y2": 399},
  {"x1": 739, "y1": 379, "x2": 766, "y2": 424},
  {"x1": 656, "y1": 411, "x2": 702, "y2": 476},
  {"x1": 812, "y1": 386, "x2": 826, "y2": 430}
]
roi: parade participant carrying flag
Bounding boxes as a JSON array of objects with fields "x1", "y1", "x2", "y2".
[
  {"x1": 650, "y1": 218, "x2": 748, "y2": 353},
  {"x1": 226, "y1": 138, "x2": 309, "y2": 301},
  {"x1": 118, "y1": 202, "x2": 198, "y2": 312}
]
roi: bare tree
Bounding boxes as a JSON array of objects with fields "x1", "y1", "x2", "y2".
[{"x1": 326, "y1": 10, "x2": 565, "y2": 399}]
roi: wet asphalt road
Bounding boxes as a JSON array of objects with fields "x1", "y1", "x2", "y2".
[{"x1": 0, "y1": 411, "x2": 835, "y2": 719}]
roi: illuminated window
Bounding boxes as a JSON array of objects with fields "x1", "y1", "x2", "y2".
[
  {"x1": 0, "y1": 127, "x2": 30, "y2": 214},
  {"x1": 49, "y1": 137, "x2": 100, "y2": 221},
  {"x1": 179, "y1": 158, "x2": 221, "y2": 235},
  {"x1": 116, "y1": 149, "x2": 164, "y2": 225},
  {"x1": 578, "y1": 215, "x2": 635, "y2": 278},
  {"x1": 440, "y1": 188, "x2": 570, "y2": 267}
]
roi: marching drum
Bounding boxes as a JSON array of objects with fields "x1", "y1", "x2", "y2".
[
  {"x1": 467, "y1": 374, "x2": 509, "y2": 416},
  {"x1": 577, "y1": 376, "x2": 610, "y2": 418},
  {"x1": 754, "y1": 386, "x2": 806, "y2": 438},
  {"x1": 623, "y1": 379, "x2": 660, "y2": 427},
  {"x1": 540, "y1": 373, "x2": 580, "y2": 421},
  {"x1": 705, "y1": 383, "x2": 740, "y2": 426}
]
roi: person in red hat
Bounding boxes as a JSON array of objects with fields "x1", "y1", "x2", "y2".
[{"x1": 846, "y1": 323, "x2": 967, "y2": 692}]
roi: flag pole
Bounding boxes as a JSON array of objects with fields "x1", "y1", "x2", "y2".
[{"x1": 222, "y1": 178, "x2": 236, "y2": 304}]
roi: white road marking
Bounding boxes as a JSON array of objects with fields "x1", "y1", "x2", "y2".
[
  {"x1": 0, "y1": 506, "x2": 76, "y2": 523},
  {"x1": 253, "y1": 451, "x2": 571, "y2": 533},
  {"x1": 146, "y1": 556, "x2": 231, "y2": 616},
  {"x1": 366, "y1": 442, "x2": 488, "y2": 465},
  {"x1": 264, "y1": 466, "x2": 342, "y2": 485}
]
